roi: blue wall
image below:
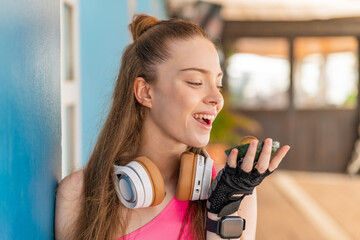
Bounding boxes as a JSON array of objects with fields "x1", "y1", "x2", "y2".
[
  {"x1": 80, "y1": 0, "x2": 168, "y2": 164},
  {"x1": 0, "y1": 1, "x2": 61, "y2": 239}
]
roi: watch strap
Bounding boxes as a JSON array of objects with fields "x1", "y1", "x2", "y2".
[{"x1": 206, "y1": 217, "x2": 220, "y2": 234}]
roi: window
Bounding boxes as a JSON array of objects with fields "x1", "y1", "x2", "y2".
[
  {"x1": 64, "y1": 105, "x2": 75, "y2": 173},
  {"x1": 227, "y1": 38, "x2": 290, "y2": 110},
  {"x1": 294, "y1": 37, "x2": 358, "y2": 109},
  {"x1": 63, "y1": 3, "x2": 74, "y2": 81}
]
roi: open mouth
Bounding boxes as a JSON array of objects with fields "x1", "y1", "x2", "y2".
[{"x1": 193, "y1": 114, "x2": 215, "y2": 126}]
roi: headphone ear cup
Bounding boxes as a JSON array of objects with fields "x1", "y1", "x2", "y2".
[
  {"x1": 114, "y1": 164, "x2": 146, "y2": 209},
  {"x1": 176, "y1": 152, "x2": 197, "y2": 201},
  {"x1": 200, "y1": 156, "x2": 213, "y2": 200},
  {"x1": 134, "y1": 157, "x2": 165, "y2": 207}
]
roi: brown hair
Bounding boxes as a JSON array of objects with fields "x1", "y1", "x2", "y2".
[{"x1": 72, "y1": 14, "x2": 212, "y2": 240}]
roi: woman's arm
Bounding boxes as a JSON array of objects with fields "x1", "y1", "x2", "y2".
[
  {"x1": 207, "y1": 163, "x2": 257, "y2": 240},
  {"x1": 55, "y1": 170, "x2": 84, "y2": 240},
  {"x1": 206, "y1": 189, "x2": 257, "y2": 240},
  {"x1": 237, "y1": 188, "x2": 257, "y2": 240}
]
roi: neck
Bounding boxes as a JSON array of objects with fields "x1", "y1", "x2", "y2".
[{"x1": 138, "y1": 118, "x2": 188, "y2": 186}]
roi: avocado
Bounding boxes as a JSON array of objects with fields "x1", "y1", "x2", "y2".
[{"x1": 225, "y1": 140, "x2": 280, "y2": 166}]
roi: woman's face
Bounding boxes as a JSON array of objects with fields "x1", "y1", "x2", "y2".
[{"x1": 148, "y1": 36, "x2": 224, "y2": 148}]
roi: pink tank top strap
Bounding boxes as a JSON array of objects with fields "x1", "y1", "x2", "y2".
[{"x1": 211, "y1": 163, "x2": 217, "y2": 179}]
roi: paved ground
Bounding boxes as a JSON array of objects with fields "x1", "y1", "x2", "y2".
[{"x1": 256, "y1": 170, "x2": 360, "y2": 240}]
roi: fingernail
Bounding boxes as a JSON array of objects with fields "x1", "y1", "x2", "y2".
[{"x1": 231, "y1": 148, "x2": 238, "y2": 155}]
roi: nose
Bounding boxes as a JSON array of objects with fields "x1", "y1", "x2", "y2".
[{"x1": 204, "y1": 83, "x2": 224, "y2": 109}]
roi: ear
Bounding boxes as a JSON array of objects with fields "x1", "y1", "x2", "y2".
[{"x1": 134, "y1": 77, "x2": 153, "y2": 109}]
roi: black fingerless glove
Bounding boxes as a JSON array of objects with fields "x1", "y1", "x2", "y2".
[{"x1": 206, "y1": 164, "x2": 272, "y2": 217}]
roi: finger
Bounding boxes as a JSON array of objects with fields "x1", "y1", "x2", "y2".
[
  {"x1": 268, "y1": 145, "x2": 291, "y2": 172},
  {"x1": 241, "y1": 139, "x2": 258, "y2": 172},
  {"x1": 227, "y1": 148, "x2": 238, "y2": 168},
  {"x1": 255, "y1": 138, "x2": 272, "y2": 173}
]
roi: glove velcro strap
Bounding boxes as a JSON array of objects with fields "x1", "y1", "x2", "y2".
[{"x1": 218, "y1": 195, "x2": 245, "y2": 217}]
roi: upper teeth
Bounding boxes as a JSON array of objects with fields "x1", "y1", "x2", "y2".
[{"x1": 193, "y1": 114, "x2": 215, "y2": 120}]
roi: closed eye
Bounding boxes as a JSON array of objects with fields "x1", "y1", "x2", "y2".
[
  {"x1": 217, "y1": 86, "x2": 223, "y2": 92},
  {"x1": 186, "y1": 81, "x2": 202, "y2": 86}
]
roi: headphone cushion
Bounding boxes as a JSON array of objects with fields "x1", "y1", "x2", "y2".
[
  {"x1": 176, "y1": 152, "x2": 197, "y2": 201},
  {"x1": 134, "y1": 157, "x2": 165, "y2": 206}
]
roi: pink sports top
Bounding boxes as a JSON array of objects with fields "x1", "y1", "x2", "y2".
[{"x1": 117, "y1": 165, "x2": 217, "y2": 240}]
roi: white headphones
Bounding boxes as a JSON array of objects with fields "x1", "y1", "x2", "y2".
[{"x1": 113, "y1": 150, "x2": 214, "y2": 209}]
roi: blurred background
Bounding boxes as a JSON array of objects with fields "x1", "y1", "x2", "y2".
[{"x1": 1, "y1": 0, "x2": 360, "y2": 239}]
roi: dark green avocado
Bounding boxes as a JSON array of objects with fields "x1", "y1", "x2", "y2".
[{"x1": 225, "y1": 140, "x2": 280, "y2": 166}]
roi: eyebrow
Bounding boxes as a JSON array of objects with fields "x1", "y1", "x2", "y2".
[{"x1": 179, "y1": 67, "x2": 223, "y2": 77}]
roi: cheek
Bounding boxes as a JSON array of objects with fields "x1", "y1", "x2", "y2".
[
  {"x1": 161, "y1": 84, "x2": 196, "y2": 109},
  {"x1": 151, "y1": 88, "x2": 187, "y2": 121},
  {"x1": 169, "y1": 92, "x2": 197, "y2": 125},
  {"x1": 153, "y1": 89, "x2": 199, "y2": 132}
]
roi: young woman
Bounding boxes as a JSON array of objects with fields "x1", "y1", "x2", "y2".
[{"x1": 55, "y1": 14, "x2": 290, "y2": 240}]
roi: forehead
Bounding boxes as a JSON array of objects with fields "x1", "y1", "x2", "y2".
[{"x1": 159, "y1": 37, "x2": 221, "y2": 75}]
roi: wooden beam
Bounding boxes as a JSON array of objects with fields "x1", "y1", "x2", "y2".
[{"x1": 222, "y1": 17, "x2": 360, "y2": 41}]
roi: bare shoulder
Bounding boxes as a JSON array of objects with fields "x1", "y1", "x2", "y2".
[
  {"x1": 55, "y1": 169, "x2": 84, "y2": 240},
  {"x1": 57, "y1": 169, "x2": 84, "y2": 198}
]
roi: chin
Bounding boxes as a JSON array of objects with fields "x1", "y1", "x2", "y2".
[{"x1": 188, "y1": 136, "x2": 210, "y2": 148}]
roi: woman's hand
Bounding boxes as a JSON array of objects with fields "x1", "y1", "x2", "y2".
[
  {"x1": 206, "y1": 138, "x2": 290, "y2": 218},
  {"x1": 236, "y1": 138, "x2": 290, "y2": 174}
]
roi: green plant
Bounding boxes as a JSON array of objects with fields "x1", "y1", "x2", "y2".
[{"x1": 210, "y1": 93, "x2": 261, "y2": 145}]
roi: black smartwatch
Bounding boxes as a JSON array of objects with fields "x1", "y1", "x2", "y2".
[{"x1": 206, "y1": 216, "x2": 246, "y2": 239}]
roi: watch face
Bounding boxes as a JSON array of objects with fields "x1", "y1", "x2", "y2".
[{"x1": 220, "y1": 217, "x2": 245, "y2": 238}]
